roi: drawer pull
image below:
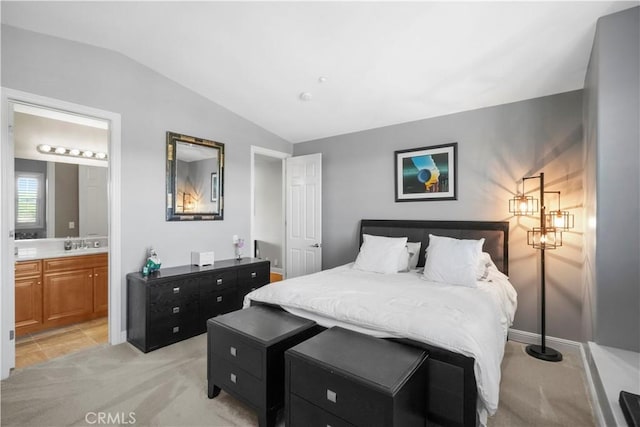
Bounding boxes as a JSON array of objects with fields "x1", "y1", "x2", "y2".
[
  {"x1": 172, "y1": 306, "x2": 180, "y2": 314},
  {"x1": 173, "y1": 287, "x2": 180, "y2": 294},
  {"x1": 326, "y1": 389, "x2": 337, "y2": 403},
  {"x1": 230, "y1": 346, "x2": 237, "y2": 357},
  {"x1": 216, "y1": 278, "x2": 223, "y2": 285},
  {"x1": 230, "y1": 373, "x2": 237, "y2": 384},
  {"x1": 216, "y1": 296, "x2": 223, "y2": 303},
  {"x1": 251, "y1": 272, "x2": 257, "y2": 278},
  {"x1": 172, "y1": 326, "x2": 180, "y2": 333}
]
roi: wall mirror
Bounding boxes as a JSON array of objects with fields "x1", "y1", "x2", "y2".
[{"x1": 166, "y1": 131, "x2": 224, "y2": 221}]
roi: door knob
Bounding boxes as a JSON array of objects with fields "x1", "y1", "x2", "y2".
[{"x1": 309, "y1": 243, "x2": 322, "y2": 248}]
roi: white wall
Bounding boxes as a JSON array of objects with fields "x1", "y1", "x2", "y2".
[
  {"x1": 1, "y1": 25, "x2": 293, "y2": 332},
  {"x1": 254, "y1": 154, "x2": 283, "y2": 268}
]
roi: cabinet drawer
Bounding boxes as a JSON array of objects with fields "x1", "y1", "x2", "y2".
[
  {"x1": 289, "y1": 356, "x2": 387, "y2": 426},
  {"x1": 211, "y1": 356, "x2": 263, "y2": 408},
  {"x1": 15, "y1": 260, "x2": 42, "y2": 278},
  {"x1": 43, "y1": 254, "x2": 107, "y2": 272},
  {"x1": 211, "y1": 325, "x2": 263, "y2": 380},
  {"x1": 200, "y1": 270, "x2": 237, "y2": 292},
  {"x1": 148, "y1": 278, "x2": 199, "y2": 305},
  {"x1": 290, "y1": 394, "x2": 355, "y2": 427},
  {"x1": 238, "y1": 264, "x2": 270, "y2": 287}
]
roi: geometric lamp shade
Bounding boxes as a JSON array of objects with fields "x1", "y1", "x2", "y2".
[
  {"x1": 509, "y1": 194, "x2": 539, "y2": 216},
  {"x1": 546, "y1": 210, "x2": 574, "y2": 230},
  {"x1": 527, "y1": 227, "x2": 563, "y2": 250}
]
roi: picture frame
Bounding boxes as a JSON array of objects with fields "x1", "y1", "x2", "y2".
[
  {"x1": 211, "y1": 172, "x2": 218, "y2": 202},
  {"x1": 394, "y1": 142, "x2": 457, "y2": 202}
]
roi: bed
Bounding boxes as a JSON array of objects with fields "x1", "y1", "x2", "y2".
[{"x1": 244, "y1": 219, "x2": 516, "y2": 427}]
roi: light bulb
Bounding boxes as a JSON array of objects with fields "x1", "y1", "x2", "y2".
[
  {"x1": 55, "y1": 146, "x2": 66, "y2": 154},
  {"x1": 39, "y1": 144, "x2": 52, "y2": 152},
  {"x1": 69, "y1": 149, "x2": 81, "y2": 156},
  {"x1": 83, "y1": 150, "x2": 94, "y2": 158}
]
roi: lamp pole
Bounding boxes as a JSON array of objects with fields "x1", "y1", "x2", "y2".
[{"x1": 524, "y1": 172, "x2": 562, "y2": 362}]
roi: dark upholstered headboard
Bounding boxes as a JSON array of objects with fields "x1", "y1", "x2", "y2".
[{"x1": 359, "y1": 219, "x2": 509, "y2": 275}]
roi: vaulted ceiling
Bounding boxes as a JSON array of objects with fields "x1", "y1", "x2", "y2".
[{"x1": 2, "y1": 1, "x2": 636, "y2": 143}]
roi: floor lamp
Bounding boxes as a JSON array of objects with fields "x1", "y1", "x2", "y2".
[{"x1": 509, "y1": 172, "x2": 573, "y2": 362}]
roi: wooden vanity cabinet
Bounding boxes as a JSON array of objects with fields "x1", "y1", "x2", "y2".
[
  {"x1": 43, "y1": 253, "x2": 108, "y2": 328},
  {"x1": 15, "y1": 253, "x2": 108, "y2": 336},
  {"x1": 15, "y1": 260, "x2": 43, "y2": 336}
]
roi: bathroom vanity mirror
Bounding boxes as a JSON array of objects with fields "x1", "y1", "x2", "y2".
[{"x1": 166, "y1": 131, "x2": 224, "y2": 221}]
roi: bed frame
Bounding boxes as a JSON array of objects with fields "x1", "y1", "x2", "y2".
[
  {"x1": 360, "y1": 219, "x2": 509, "y2": 427},
  {"x1": 253, "y1": 219, "x2": 509, "y2": 426}
]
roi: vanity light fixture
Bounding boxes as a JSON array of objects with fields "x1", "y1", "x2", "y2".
[{"x1": 37, "y1": 144, "x2": 108, "y2": 161}]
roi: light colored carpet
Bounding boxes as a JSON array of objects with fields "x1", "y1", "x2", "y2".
[{"x1": 1, "y1": 335, "x2": 595, "y2": 426}]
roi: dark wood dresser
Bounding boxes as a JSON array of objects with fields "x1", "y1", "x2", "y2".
[
  {"x1": 208, "y1": 306, "x2": 321, "y2": 427},
  {"x1": 285, "y1": 327, "x2": 428, "y2": 427},
  {"x1": 127, "y1": 258, "x2": 269, "y2": 352}
]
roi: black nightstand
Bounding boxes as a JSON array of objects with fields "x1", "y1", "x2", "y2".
[
  {"x1": 207, "y1": 306, "x2": 321, "y2": 427},
  {"x1": 285, "y1": 327, "x2": 428, "y2": 427}
]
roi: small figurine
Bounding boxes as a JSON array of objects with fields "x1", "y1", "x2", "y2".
[
  {"x1": 142, "y1": 248, "x2": 162, "y2": 276},
  {"x1": 233, "y1": 235, "x2": 244, "y2": 260}
]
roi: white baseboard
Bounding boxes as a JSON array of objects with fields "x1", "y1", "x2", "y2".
[
  {"x1": 581, "y1": 343, "x2": 607, "y2": 427},
  {"x1": 507, "y1": 328, "x2": 582, "y2": 355}
]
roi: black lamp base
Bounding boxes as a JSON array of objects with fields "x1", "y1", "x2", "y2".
[{"x1": 526, "y1": 344, "x2": 563, "y2": 362}]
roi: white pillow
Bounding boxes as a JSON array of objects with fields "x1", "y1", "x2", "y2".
[
  {"x1": 406, "y1": 242, "x2": 422, "y2": 270},
  {"x1": 354, "y1": 234, "x2": 408, "y2": 274},
  {"x1": 397, "y1": 246, "x2": 410, "y2": 272},
  {"x1": 423, "y1": 234, "x2": 485, "y2": 287}
]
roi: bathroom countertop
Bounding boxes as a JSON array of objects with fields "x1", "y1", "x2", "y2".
[{"x1": 16, "y1": 247, "x2": 108, "y2": 261}]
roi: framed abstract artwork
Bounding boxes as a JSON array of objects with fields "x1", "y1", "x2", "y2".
[{"x1": 394, "y1": 142, "x2": 458, "y2": 202}]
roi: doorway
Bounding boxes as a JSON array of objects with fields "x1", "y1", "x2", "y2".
[
  {"x1": 1, "y1": 88, "x2": 123, "y2": 378},
  {"x1": 250, "y1": 146, "x2": 289, "y2": 281}
]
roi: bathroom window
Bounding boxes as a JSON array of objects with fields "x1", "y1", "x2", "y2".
[{"x1": 15, "y1": 172, "x2": 44, "y2": 229}]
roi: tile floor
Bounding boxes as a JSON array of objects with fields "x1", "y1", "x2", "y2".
[{"x1": 15, "y1": 317, "x2": 108, "y2": 369}]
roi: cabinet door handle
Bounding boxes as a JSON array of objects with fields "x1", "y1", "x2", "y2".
[
  {"x1": 216, "y1": 278, "x2": 223, "y2": 285},
  {"x1": 173, "y1": 287, "x2": 180, "y2": 294},
  {"x1": 250, "y1": 272, "x2": 257, "y2": 278},
  {"x1": 230, "y1": 373, "x2": 237, "y2": 384},
  {"x1": 230, "y1": 346, "x2": 237, "y2": 357},
  {"x1": 216, "y1": 296, "x2": 223, "y2": 303},
  {"x1": 172, "y1": 306, "x2": 180, "y2": 314},
  {"x1": 89, "y1": 274, "x2": 93, "y2": 278},
  {"x1": 326, "y1": 389, "x2": 337, "y2": 403},
  {"x1": 250, "y1": 287, "x2": 256, "y2": 292},
  {"x1": 172, "y1": 326, "x2": 180, "y2": 333},
  {"x1": 95, "y1": 273, "x2": 99, "y2": 277}
]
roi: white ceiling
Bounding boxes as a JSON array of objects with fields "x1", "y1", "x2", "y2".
[{"x1": 2, "y1": 1, "x2": 637, "y2": 143}]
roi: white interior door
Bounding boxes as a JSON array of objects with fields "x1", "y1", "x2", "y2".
[{"x1": 285, "y1": 153, "x2": 322, "y2": 278}]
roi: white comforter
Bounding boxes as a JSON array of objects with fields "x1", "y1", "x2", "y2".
[{"x1": 243, "y1": 263, "x2": 517, "y2": 417}]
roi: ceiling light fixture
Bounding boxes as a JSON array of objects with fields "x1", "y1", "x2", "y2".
[
  {"x1": 37, "y1": 144, "x2": 108, "y2": 161},
  {"x1": 318, "y1": 76, "x2": 328, "y2": 83},
  {"x1": 299, "y1": 92, "x2": 313, "y2": 101}
]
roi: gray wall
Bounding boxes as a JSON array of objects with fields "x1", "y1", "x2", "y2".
[
  {"x1": 2, "y1": 25, "x2": 292, "y2": 332},
  {"x1": 294, "y1": 91, "x2": 586, "y2": 342},
  {"x1": 583, "y1": 7, "x2": 639, "y2": 352}
]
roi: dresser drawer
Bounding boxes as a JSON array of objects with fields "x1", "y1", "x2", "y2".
[
  {"x1": 289, "y1": 356, "x2": 388, "y2": 426},
  {"x1": 149, "y1": 297, "x2": 199, "y2": 321},
  {"x1": 238, "y1": 263, "x2": 270, "y2": 287},
  {"x1": 201, "y1": 287, "x2": 238, "y2": 323},
  {"x1": 200, "y1": 270, "x2": 237, "y2": 291},
  {"x1": 148, "y1": 278, "x2": 199, "y2": 305},
  {"x1": 289, "y1": 394, "x2": 355, "y2": 427},
  {"x1": 211, "y1": 356, "x2": 263, "y2": 408},
  {"x1": 147, "y1": 316, "x2": 199, "y2": 350},
  {"x1": 211, "y1": 325, "x2": 263, "y2": 380}
]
